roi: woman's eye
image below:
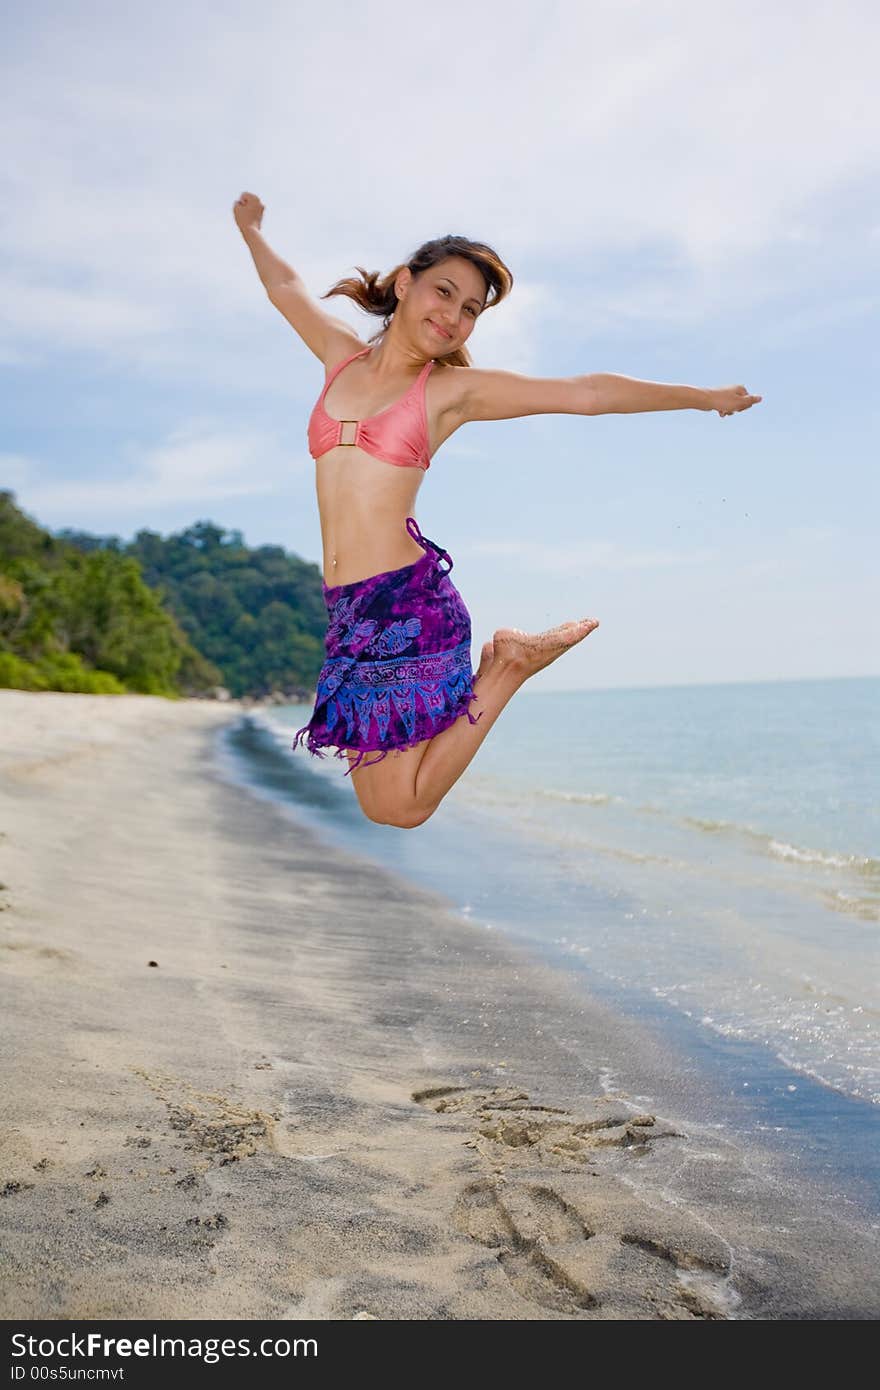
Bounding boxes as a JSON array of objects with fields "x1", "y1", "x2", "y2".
[{"x1": 439, "y1": 285, "x2": 476, "y2": 317}]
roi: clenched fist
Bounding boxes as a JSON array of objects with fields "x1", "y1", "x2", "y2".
[
  {"x1": 233, "y1": 192, "x2": 264, "y2": 233},
  {"x1": 710, "y1": 385, "x2": 763, "y2": 417}
]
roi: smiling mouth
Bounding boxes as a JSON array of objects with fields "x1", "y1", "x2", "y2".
[{"x1": 428, "y1": 320, "x2": 452, "y2": 339}]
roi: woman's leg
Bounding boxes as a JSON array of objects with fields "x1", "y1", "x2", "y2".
[{"x1": 348, "y1": 616, "x2": 598, "y2": 828}]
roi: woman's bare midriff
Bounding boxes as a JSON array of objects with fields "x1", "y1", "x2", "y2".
[{"x1": 314, "y1": 353, "x2": 463, "y2": 587}]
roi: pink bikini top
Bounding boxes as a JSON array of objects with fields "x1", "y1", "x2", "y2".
[{"x1": 308, "y1": 346, "x2": 435, "y2": 471}]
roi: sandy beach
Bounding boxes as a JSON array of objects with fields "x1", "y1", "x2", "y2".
[{"x1": 1, "y1": 688, "x2": 877, "y2": 1321}]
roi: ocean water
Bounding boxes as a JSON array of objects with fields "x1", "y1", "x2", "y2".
[{"x1": 214, "y1": 674, "x2": 880, "y2": 1216}]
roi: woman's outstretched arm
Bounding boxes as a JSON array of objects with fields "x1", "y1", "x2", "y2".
[
  {"x1": 234, "y1": 192, "x2": 298, "y2": 291},
  {"x1": 453, "y1": 367, "x2": 762, "y2": 422},
  {"x1": 233, "y1": 191, "x2": 360, "y2": 362},
  {"x1": 575, "y1": 374, "x2": 761, "y2": 416}
]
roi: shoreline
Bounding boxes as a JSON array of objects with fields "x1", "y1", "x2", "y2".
[{"x1": 1, "y1": 689, "x2": 877, "y2": 1319}]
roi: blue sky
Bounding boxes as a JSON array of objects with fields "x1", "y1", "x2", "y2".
[{"x1": 2, "y1": 0, "x2": 878, "y2": 690}]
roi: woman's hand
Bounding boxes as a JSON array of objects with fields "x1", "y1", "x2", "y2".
[
  {"x1": 233, "y1": 192, "x2": 265, "y2": 234},
  {"x1": 709, "y1": 385, "x2": 763, "y2": 417}
]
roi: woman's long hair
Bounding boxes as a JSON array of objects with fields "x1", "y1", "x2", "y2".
[{"x1": 319, "y1": 234, "x2": 513, "y2": 367}]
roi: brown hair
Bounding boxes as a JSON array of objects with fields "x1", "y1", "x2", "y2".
[{"x1": 319, "y1": 234, "x2": 513, "y2": 368}]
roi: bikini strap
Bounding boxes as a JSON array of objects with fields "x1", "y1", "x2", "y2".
[{"x1": 320, "y1": 346, "x2": 371, "y2": 403}]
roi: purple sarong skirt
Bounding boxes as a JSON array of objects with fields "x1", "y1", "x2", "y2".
[{"x1": 291, "y1": 517, "x2": 483, "y2": 775}]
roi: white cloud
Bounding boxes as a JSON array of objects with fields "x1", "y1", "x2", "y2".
[
  {"x1": 460, "y1": 522, "x2": 851, "y2": 579},
  {"x1": 0, "y1": 455, "x2": 36, "y2": 492},
  {"x1": 1, "y1": 0, "x2": 878, "y2": 376},
  {"x1": 0, "y1": 275, "x2": 168, "y2": 348},
  {"x1": 463, "y1": 536, "x2": 716, "y2": 573},
  {"x1": 2, "y1": 424, "x2": 306, "y2": 518}
]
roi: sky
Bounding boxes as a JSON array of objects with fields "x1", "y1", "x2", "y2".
[{"x1": 2, "y1": 0, "x2": 878, "y2": 690}]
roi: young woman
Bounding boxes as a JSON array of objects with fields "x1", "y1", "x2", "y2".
[{"x1": 235, "y1": 192, "x2": 762, "y2": 829}]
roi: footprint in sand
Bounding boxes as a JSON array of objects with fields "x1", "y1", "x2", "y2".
[
  {"x1": 413, "y1": 1083, "x2": 738, "y2": 1319},
  {"x1": 129, "y1": 1066, "x2": 283, "y2": 1166},
  {"x1": 412, "y1": 1083, "x2": 682, "y2": 1163},
  {"x1": 0, "y1": 940, "x2": 79, "y2": 973}
]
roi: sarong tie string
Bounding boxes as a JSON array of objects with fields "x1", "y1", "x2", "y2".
[{"x1": 406, "y1": 516, "x2": 453, "y2": 576}]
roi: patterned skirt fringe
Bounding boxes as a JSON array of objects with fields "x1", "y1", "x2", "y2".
[{"x1": 291, "y1": 517, "x2": 483, "y2": 776}]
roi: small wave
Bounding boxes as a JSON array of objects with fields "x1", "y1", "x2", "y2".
[
  {"x1": 535, "y1": 787, "x2": 617, "y2": 806},
  {"x1": 681, "y1": 815, "x2": 880, "y2": 879},
  {"x1": 774, "y1": 1050, "x2": 880, "y2": 1108},
  {"x1": 246, "y1": 707, "x2": 308, "y2": 749},
  {"x1": 819, "y1": 888, "x2": 880, "y2": 925},
  {"x1": 768, "y1": 839, "x2": 879, "y2": 875},
  {"x1": 458, "y1": 781, "x2": 619, "y2": 810},
  {"x1": 651, "y1": 988, "x2": 880, "y2": 1108},
  {"x1": 682, "y1": 815, "x2": 746, "y2": 835}
]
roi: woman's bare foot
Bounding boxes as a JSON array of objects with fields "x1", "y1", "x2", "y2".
[{"x1": 492, "y1": 618, "x2": 599, "y2": 679}]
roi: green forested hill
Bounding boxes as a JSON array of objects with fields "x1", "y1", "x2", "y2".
[
  {"x1": 122, "y1": 519, "x2": 325, "y2": 699},
  {"x1": 0, "y1": 492, "x2": 326, "y2": 700}
]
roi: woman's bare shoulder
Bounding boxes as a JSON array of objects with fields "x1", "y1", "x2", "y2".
[
  {"x1": 430, "y1": 359, "x2": 470, "y2": 417},
  {"x1": 321, "y1": 327, "x2": 369, "y2": 373}
]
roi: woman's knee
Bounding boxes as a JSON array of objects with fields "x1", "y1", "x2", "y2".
[
  {"x1": 362, "y1": 800, "x2": 435, "y2": 829},
  {"x1": 349, "y1": 745, "x2": 434, "y2": 827},
  {"x1": 390, "y1": 804, "x2": 436, "y2": 829}
]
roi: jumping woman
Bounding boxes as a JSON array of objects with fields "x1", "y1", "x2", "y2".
[{"x1": 234, "y1": 192, "x2": 762, "y2": 830}]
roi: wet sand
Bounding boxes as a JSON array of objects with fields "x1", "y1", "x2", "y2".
[{"x1": 0, "y1": 688, "x2": 877, "y2": 1320}]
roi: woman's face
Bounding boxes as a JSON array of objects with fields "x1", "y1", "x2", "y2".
[{"x1": 400, "y1": 257, "x2": 487, "y2": 355}]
